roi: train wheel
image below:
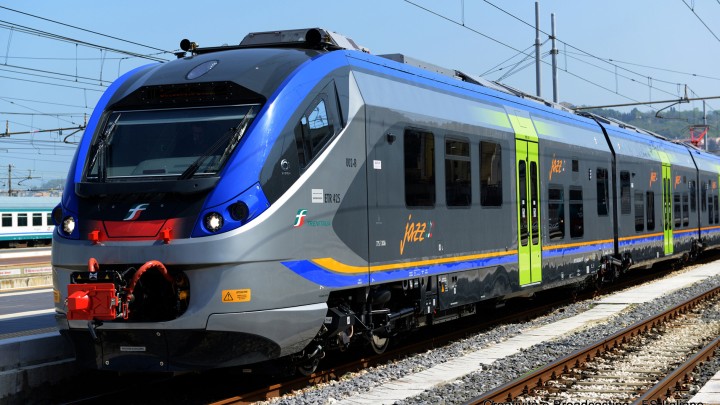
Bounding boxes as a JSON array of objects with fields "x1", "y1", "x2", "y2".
[
  {"x1": 370, "y1": 333, "x2": 389, "y2": 354},
  {"x1": 297, "y1": 358, "x2": 319, "y2": 376}
]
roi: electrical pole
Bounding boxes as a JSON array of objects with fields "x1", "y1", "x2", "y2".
[
  {"x1": 551, "y1": 13, "x2": 559, "y2": 103},
  {"x1": 704, "y1": 100, "x2": 708, "y2": 151},
  {"x1": 535, "y1": 2, "x2": 542, "y2": 98},
  {"x1": 7, "y1": 164, "x2": 12, "y2": 197}
]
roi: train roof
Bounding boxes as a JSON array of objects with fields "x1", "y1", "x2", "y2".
[
  {"x1": 176, "y1": 28, "x2": 720, "y2": 168},
  {"x1": 0, "y1": 197, "x2": 59, "y2": 210}
]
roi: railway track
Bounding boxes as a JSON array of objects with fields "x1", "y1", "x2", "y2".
[{"x1": 469, "y1": 285, "x2": 720, "y2": 404}]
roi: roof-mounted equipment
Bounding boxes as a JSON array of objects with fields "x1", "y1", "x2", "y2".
[{"x1": 179, "y1": 28, "x2": 369, "y2": 56}]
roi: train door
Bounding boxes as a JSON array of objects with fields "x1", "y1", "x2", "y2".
[
  {"x1": 662, "y1": 163, "x2": 674, "y2": 255},
  {"x1": 511, "y1": 110, "x2": 542, "y2": 286}
]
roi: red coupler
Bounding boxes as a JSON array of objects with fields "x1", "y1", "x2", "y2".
[{"x1": 67, "y1": 283, "x2": 118, "y2": 321}]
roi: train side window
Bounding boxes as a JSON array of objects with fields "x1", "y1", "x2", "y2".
[
  {"x1": 404, "y1": 129, "x2": 436, "y2": 207},
  {"x1": 715, "y1": 194, "x2": 719, "y2": 224},
  {"x1": 701, "y1": 182, "x2": 707, "y2": 213},
  {"x1": 548, "y1": 185, "x2": 565, "y2": 240},
  {"x1": 17, "y1": 213, "x2": 28, "y2": 227},
  {"x1": 620, "y1": 171, "x2": 631, "y2": 215},
  {"x1": 1, "y1": 213, "x2": 11, "y2": 227},
  {"x1": 634, "y1": 191, "x2": 644, "y2": 232},
  {"x1": 690, "y1": 181, "x2": 696, "y2": 213},
  {"x1": 682, "y1": 193, "x2": 689, "y2": 227},
  {"x1": 569, "y1": 187, "x2": 583, "y2": 238},
  {"x1": 32, "y1": 213, "x2": 42, "y2": 226},
  {"x1": 710, "y1": 192, "x2": 715, "y2": 224},
  {"x1": 46, "y1": 213, "x2": 52, "y2": 226},
  {"x1": 646, "y1": 191, "x2": 655, "y2": 231},
  {"x1": 674, "y1": 193, "x2": 681, "y2": 228},
  {"x1": 596, "y1": 167, "x2": 609, "y2": 216},
  {"x1": 294, "y1": 83, "x2": 339, "y2": 169},
  {"x1": 445, "y1": 138, "x2": 471, "y2": 207},
  {"x1": 480, "y1": 141, "x2": 502, "y2": 207}
]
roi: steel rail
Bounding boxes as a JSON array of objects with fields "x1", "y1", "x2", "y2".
[
  {"x1": 466, "y1": 285, "x2": 720, "y2": 404},
  {"x1": 635, "y1": 336, "x2": 720, "y2": 403}
]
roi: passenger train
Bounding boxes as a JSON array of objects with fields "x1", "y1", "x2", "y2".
[
  {"x1": 0, "y1": 196, "x2": 56, "y2": 247},
  {"x1": 51, "y1": 28, "x2": 720, "y2": 373}
]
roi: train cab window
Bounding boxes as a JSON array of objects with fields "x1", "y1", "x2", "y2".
[
  {"x1": 596, "y1": 167, "x2": 609, "y2": 216},
  {"x1": 1, "y1": 213, "x2": 11, "y2": 227},
  {"x1": 404, "y1": 129, "x2": 435, "y2": 207},
  {"x1": 634, "y1": 191, "x2": 644, "y2": 232},
  {"x1": 86, "y1": 105, "x2": 259, "y2": 181},
  {"x1": 674, "y1": 193, "x2": 681, "y2": 228},
  {"x1": 17, "y1": 213, "x2": 27, "y2": 227},
  {"x1": 32, "y1": 213, "x2": 42, "y2": 226},
  {"x1": 569, "y1": 188, "x2": 583, "y2": 238},
  {"x1": 620, "y1": 171, "x2": 631, "y2": 215},
  {"x1": 548, "y1": 185, "x2": 565, "y2": 240},
  {"x1": 480, "y1": 141, "x2": 502, "y2": 206},
  {"x1": 445, "y1": 138, "x2": 471, "y2": 207},
  {"x1": 295, "y1": 97, "x2": 336, "y2": 168},
  {"x1": 690, "y1": 181, "x2": 697, "y2": 213},
  {"x1": 646, "y1": 191, "x2": 655, "y2": 231}
]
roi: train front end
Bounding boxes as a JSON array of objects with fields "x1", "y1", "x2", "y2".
[{"x1": 51, "y1": 29, "x2": 354, "y2": 372}]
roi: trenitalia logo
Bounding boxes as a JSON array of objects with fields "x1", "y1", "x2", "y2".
[
  {"x1": 293, "y1": 209, "x2": 331, "y2": 228},
  {"x1": 293, "y1": 209, "x2": 308, "y2": 228},
  {"x1": 124, "y1": 203, "x2": 150, "y2": 221}
]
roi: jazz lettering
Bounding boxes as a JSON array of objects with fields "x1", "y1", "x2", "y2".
[{"x1": 400, "y1": 215, "x2": 433, "y2": 255}]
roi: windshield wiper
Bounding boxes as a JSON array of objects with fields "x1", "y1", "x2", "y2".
[
  {"x1": 87, "y1": 114, "x2": 121, "y2": 181},
  {"x1": 178, "y1": 106, "x2": 255, "y2": 180}
]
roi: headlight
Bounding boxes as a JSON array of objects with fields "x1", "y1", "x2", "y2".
[
  {"x1": 204, "y1": 212, "x2": 223, "y2": 232},
  {"x1": 61, "y1": 216, "x2": 75, "y2": 235}
]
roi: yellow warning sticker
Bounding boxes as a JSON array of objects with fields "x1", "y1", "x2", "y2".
[
  {"x1": 222, "y1": 289, "x2": 251, "y2": 303},
  {"x1": 53, "y1": 289, "x2": 60, "y2": 304}
]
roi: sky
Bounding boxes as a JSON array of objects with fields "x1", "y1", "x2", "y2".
[{"x1": 1, "y1": 0, "x2": 719, "y2": 191}]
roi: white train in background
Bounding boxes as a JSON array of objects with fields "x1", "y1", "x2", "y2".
[{"x1": 0, "y1": 197, "x2": 58, "y2": 247}]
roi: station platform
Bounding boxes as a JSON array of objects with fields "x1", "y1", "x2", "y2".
[
  {"x1": 690, "y1": 368, "x2": 720, "y2": 404},
  {"x1": 0, "y1": 247, "x2": 52, "y2": 292}
]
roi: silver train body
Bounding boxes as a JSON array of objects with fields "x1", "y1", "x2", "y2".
[{"x1": 52, "y1": 29, "x2": 720, "y2": 372}]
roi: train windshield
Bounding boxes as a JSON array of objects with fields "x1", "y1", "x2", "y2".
[{"x1": 85, "y1": 105, "x2": 258, "y2": 181}]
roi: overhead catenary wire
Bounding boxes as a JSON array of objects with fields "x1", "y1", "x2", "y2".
[
  {"x1": 564, "y1": 54, "x2": 680, "y2": 99},
  {"x1": 480, "y1": 0, "x2": 694, "y2": 99},
  {"x1": 680, "y1": 0, "x2": 720, "y2": 43},
  {"x1": 0, "y1": 72, "x2": 105, "y2": 92},
  {"x1": 0, "y1": 8, "x2": 177, "y2": 188},
  {"x1": 402, "y1": 0, "x2": 660, "y2": 110},
  {"x1": 0, "y1": 97, "x2": 81, "y2": 126},
  {"x1": 0, "y1": 6, "x2": 173, "y2": 55},
  {"x1": 0, "y1": 20, "x2": 168, "y2": 62}
]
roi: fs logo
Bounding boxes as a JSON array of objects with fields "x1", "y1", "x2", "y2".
[
  {"x1": 293, "y1": 209, "x2": 308, "y2": 228},
  {"x1": 123, "y1": 203, "x2": 150, "y2": 221}
]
